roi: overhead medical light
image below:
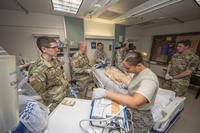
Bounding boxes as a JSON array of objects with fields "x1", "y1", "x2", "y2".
[
  {"x1": 52, "y1": 0, "x2": 83, "y2": 14},
  {"x1": 194, "y1": 0, "x2": 200, "y2": 6}
]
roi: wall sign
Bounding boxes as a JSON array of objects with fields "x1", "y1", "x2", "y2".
[{"x1": 91, "y1": 42, "x2": 96, "y2": 49}]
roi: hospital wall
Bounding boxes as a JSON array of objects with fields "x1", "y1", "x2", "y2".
[
  {"x1": 0, "y1": 10, "x2": 65, "y2": 62},
  {"x1": 84, "y1": 20, "x2": 115, "y2": 64},
  {"x1": 0, "y1": 10, "x2": 71, "y2": 78},
  {"x1": 1, "y1": 9, "x2": 200, "y2": 78},
  {"x1": 125, "y1": 25, "x2": 144, "y2": 52},
  {"x1": 126, "y1": 18, "x2": 200, "y2": 59},
  {"x1": 125, "y1": 18, "x2": 200, "y2": 77}
]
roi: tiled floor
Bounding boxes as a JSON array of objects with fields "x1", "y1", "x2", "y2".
[{"x1": 165, "y1": 86, "x2": 200, "y2": 133}]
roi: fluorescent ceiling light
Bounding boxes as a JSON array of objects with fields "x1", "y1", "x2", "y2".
[
  {"x1": 194, "y1": 0, "x2": 200, "y2": 6},
  {"x1": 52, "y1": 0, "x2": 83, "y2": 14}
]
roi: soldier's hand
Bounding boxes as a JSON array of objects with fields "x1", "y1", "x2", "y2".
[
  {"x1": 165, "y1": 74, "x2": 173, "y2": 80},
  {"x1": 92, "y1": 88, "x2": 106, "y2": 99}
]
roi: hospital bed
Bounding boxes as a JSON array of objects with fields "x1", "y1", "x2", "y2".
[{"x1": 92, "y1": 67, "x2": 186, "y2": 133}]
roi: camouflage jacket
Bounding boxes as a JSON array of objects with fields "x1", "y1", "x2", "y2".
[
  {"x1": 28, "y1": 56, "x2": 69, "y2": 106},
  {"x1": 170, "y1": 50, "x2": 199, "y2": 80},
  {"x1": 71, "y1": 52, "x2": 90, "y2": 80},
  {"x1": 94, "y1": 50, "x2": 106, "y2": 63},
  {"x1": 116, "y1": 50, "x2": 126, "y2": 65},
  {"x1": 115, "y1": 49, "x2": 127, "y2": 71}
]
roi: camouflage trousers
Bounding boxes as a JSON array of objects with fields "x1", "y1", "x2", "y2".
[
  {"x1": 49, "y1": 102, "x2": 61, "y2": 112},
  {"x1": 163, "y1": 79, "x2": 190, "y2": 96},
  {"x1": 76, "y1": 78, "x2": 95, "y2": 99},
  {"x1": 47, "y1": 97, "x2": 65, "y2": 112},
  {"x1": 43, "y1": 86, "x2": 68, "y2": 112},
  {"x1": 128, "y1": 109, "x2": 153, "y2": 133}
]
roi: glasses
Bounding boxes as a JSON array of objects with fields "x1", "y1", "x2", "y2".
[{"x1": 47, "y1": 46, "x2": 58, "y2": 49}]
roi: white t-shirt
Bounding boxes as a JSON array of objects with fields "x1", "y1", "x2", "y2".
[
  {"x1": 128, "y1": 68, "x2": 159, "y2": 110},
  {"x1": 135, "y1": 80, "x2": 157, "y2": 103}
]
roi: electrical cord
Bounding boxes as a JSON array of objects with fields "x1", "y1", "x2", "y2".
[
  {"x1": 127, "y1": 120, "x2": 134, "y2": 133},
  {"x1": 102, "y1": 122, "x2": 111, "y2": 133},
  {"x1": 110, "y1": 120, "x2": 126, "y2": 133},
  {"x1": 101, "y1": 118, "x2": 126, "y2": 133},
  {"x1": 108, "y1": 126, "x2": 125, "y2": 133},
  {"x1": 79, "y1": 106, "x2": 126, "y2": 133},
  {"x1": 90, "y1": 125, "x2": 98, "y2": 133},
  {"x1": 125, "y1": 109, "x2": 134, "y2": 133},
  {"x1": 126, "y1": 109, "x2": 133, "y2": 121}
]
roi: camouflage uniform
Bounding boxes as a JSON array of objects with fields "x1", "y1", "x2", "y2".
[
  {"x1": 128, "y1": 109, "x2": 154, "y2": 133},
  {"x1": 94, "y1": 50, "x2": 106, "y2": 64},
  {"x1": 71, "y1": 52, "x2": 94, "y2": 99},
  {"x1": 168, "y1": 50, "x2": 199, "y2": 96},
  {"x1": 28, "y1": 56, "x2": 69, "y2": 112},
  {"x1": 115, "y1": 49, "x2": 127, "y2": 71}
]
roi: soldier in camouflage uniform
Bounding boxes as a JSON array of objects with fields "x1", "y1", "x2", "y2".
[
  {"x1": 71, "y1": 42, "x2": 94, "y2": 99},
  {"x1": 127, "y1": 43, "x2": 136, "y2": 54},
  {"x1": 94, "y1": 42, "x2": 106, "y2": 64},
  {"x1": 28, "y1": 36, "x2": 69, "y2": 112},
  {"x1": 115, "y1": 42, "x2": 127, "y2": 71},
  {"x1": 165, "y1": 40, "x2": 199, "y2": 96}
]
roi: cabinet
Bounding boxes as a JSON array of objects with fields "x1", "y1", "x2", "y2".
[{"x1": 56, "y1": 40, "x2": 67, "y2": 63}]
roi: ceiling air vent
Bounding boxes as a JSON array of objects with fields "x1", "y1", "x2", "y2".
[{"x1": 97, "y1": 10, "x2": 121, "y2": 20}]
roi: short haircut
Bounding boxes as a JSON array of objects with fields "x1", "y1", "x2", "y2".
[
  {"x1": 36, "y1": 36, "x2": 56, "y2": 52},
  {"x1": 120, "y1": 42, "x2": 126, "y2": 48},
  {"x1": 177, "y1": 40, "x2": 191, "y2": 47},
  {"x1": 124, "y1": 52, "x2": 143, "y2": 66},
  {"x1": 128, "y1": 43, "x2": 136, "y2": 50},
  {"x1": 97, "y1": 42, "x2": 103, "y2": 46},
  {"x1": 78, "y1": 42, "x2": 86, "y2": 49}
]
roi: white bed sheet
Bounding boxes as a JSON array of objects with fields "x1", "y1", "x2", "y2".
[
  {"x1": 151, "y1": 88, "x2": 176, "y2": 122},
  {"x1": 93, "y1": 68, "x2": 176, "y2": 122},
  {"x1": 93, "y1": 68, "x2": 128, "y2": 94}
]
